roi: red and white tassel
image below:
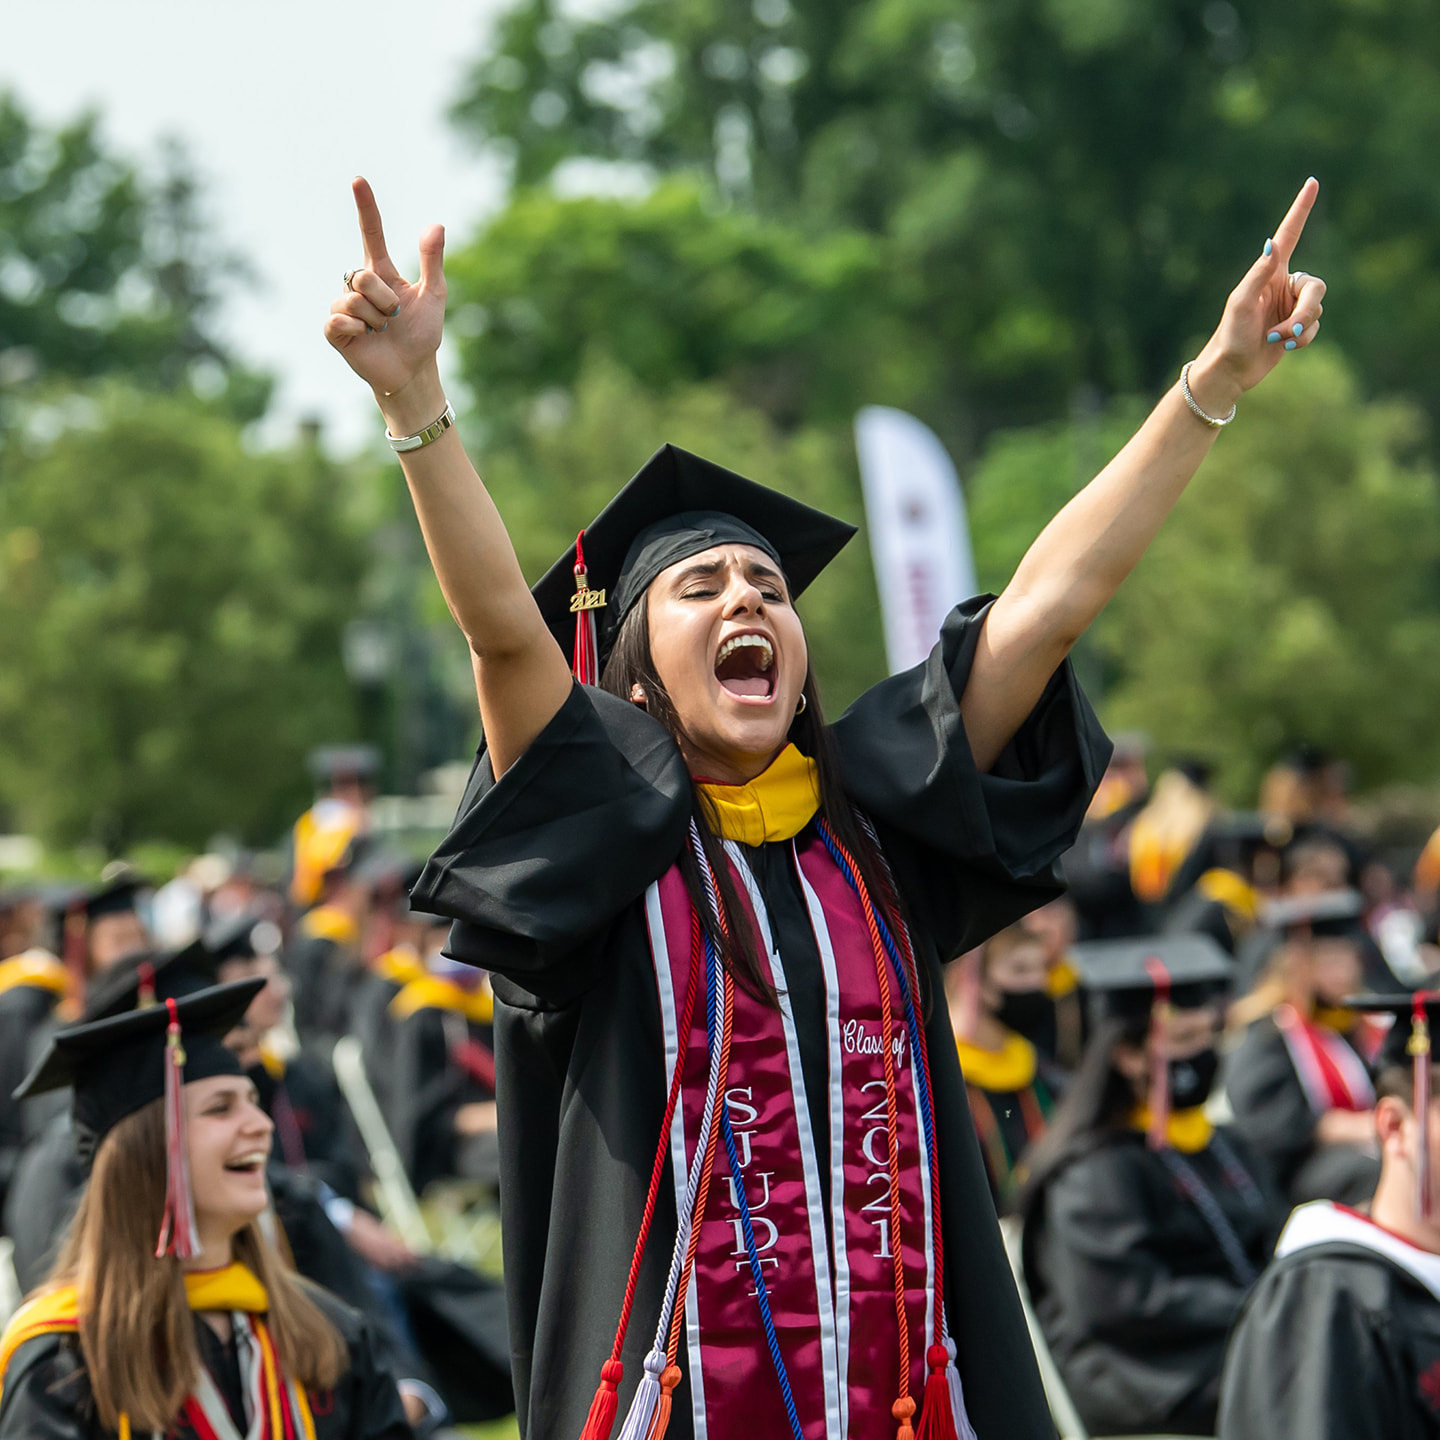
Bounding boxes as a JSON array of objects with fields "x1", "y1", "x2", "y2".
[
  {"x1": 155, "y1": 997, "x2": 200, "y2": 1260},
  {"x1": 572, "y1": 530, "x2": 601, "y2": 685},
  {"x1": 915, "y1": 1336, "x2": 978, "y2": 1440},
  {"x1": 1412, "y1": 994, "x2": 1433, "y2": 1220}
]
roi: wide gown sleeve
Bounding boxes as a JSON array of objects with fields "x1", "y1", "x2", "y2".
[
  {"x1": 0, "y1": 1335, "x2": 89, "y2": 1440},
  {"x1": 410, "y1": 682, "x2": 692, "y2": 1002},
  {"x1": 1039, "y1": 1144, "x2": 1250, "y2": 1346},
  {"x1": 833, "y1": 595, "x2": 1111, "y2": 958},
  {"x1": 1216, "y1": 1258, "x2": 1404, "y2": 1440}
]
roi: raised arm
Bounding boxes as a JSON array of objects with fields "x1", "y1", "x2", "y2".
[
  {"x1": 324, "y1": 179, "x2": 571, "y2": 777},
  {"x1": 960, "y1": 178, "x2": 1327, "y2": 772}
]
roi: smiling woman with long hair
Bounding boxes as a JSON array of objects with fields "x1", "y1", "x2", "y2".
[
  {"x1": 0, "y1": 983, "x2": 411, "y2": 1440},
  {"x1": 323, "y1": 174, "x2": 1327, "y2": 1440}
]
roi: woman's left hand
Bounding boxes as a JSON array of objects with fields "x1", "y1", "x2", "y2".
[{"x1": 1187, "y1": 177, "x2": 1327, "y2": 416}]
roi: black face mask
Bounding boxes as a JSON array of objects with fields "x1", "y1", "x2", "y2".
[
  {"x1": 995, "y1": 988, "x2": 1056, "y2": 1041},
  {"x1": 1166, "y1": 1047, "x2": 1221, "y2": 1110}
]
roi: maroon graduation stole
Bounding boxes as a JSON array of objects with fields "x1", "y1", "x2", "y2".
[{"x1": 575, "y1": 818, "x2": 977, "y2": 1440}]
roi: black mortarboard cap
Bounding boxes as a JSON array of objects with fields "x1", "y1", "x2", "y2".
[
  {"x1": 1352, "y1": 989, "x2": 1440, "y2": 1216},
  {"x1": 530, "y1": 444, "x2": 857, "y2": 674},
  {"x1": 1071, "y1": 933, "x2": 1234, "y2": 1022},
  {"x1": 16, "y1": 978, "x2": 263, "y2": 1154},
  {"x1": 84, "y1": 870, "x2": 148, "y2": 922},
  {"x1": 205, "y1": 909, "x2": 281, "y2": 965},
  {"x1": 1262, "y1": 888, "x2": 1365, "y2": 939},
  {"x1": 83, "y1": 940, "x2": 221, "y2": 1022}
]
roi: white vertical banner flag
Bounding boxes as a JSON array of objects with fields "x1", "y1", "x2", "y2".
[{"x1": 854, "y1": 405, "x2": 977, "y2": 675}]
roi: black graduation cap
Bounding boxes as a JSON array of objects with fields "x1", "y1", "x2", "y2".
[
  {"x1": 83, "y1": 940, "x2": 221, "y2": 1022},
  {"x1": 530, "y1": 444, "x2": 857, "y2": 677},
  {"x1": 16, "y1": 978, "x2": 263, "y2": 1154},
  {"x1": 1351, "y1": 990, "x2": 1440, "y2": 1216},
  {"x1": 84, "y1": 870, "x2": 149, "y2": 922},
  {"x1": 1262, "y1": 888, "x2": 1365, "y2": 939},
  {"x1": 205, "y1": 909, "x2": 282, "y2": 965},
  {"x1": 1071, "y1": 933, "x2": 1234, "y2": 1022}
]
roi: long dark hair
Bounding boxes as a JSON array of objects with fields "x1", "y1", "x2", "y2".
[
  {"x1": 600, "y1": 596, "x2": 906, "y2": 1008},
  {"x1": 1018, "y1": 1014, "x2": 1149, "y2": 1212}
]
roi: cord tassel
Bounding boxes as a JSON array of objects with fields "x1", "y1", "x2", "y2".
[
  {"x1": 915, "y1": 1346, "x2": 959, "y2": 1440},
  {"x1": 616, "y1": 1350, "x2": 665, "y2": 1440},
  {"x1": 577, "y1": 1360, "x2": 624, "y2": 1440},
  {"x1": 645, "y1": 1365, "x2": 682, "y2": 1440},
  {"x1": 155, "y1": 997, "x2": 200, "y2": 1259},
  {"x1": 893, "y1": 1395, "x2": 917, "y2": 1440}
]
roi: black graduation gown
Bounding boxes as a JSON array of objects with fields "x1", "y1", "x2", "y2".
[
  {"x1": 1224, "y1": 1014, "x2": 1380, "y2": 1204},
  {"x1": 387, "y1": 1003, "x2": 496, "y2": 1195},
  {"x1": 286, "y1": 916, "x2": 360, "y2": 1045},
  {"x1": 410, "y1": 596, "x2": 1110, "y2": 1440},
  {"x1": 1217, "y1": 1242, "x2": 1440, "y2": 1440},
  {"x1": 4, "y1": 1115, "x2": 84, "y2": 1292},
  {"x1": 251, "y1": 1051, "x2": 368, "y2": 1203},
  {"x1": 1021, "y1": 1127, "x2": 1280, "y2": 1437},
  {"x1": 0, "y1": 1287, "x2": 411, "y2": 1439},
  {"x1": 1061, "y1": 795, "x2": 1150, "y2": 940},
  {"x1": 0, "y1": 977, "x2": 65, "y2": 1215}
]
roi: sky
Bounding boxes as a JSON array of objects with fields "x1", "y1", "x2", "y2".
[{"x1": 0, "y1": 0, "x2": 514, "y2": 452}]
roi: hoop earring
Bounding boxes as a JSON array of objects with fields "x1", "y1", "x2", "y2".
[{"x1": 795, "y1": 693, "x2": 807, "y2": 717}]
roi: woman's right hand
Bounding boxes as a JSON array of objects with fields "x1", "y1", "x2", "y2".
[{"x1": 324, "y1": 178, "x2": 447, "y2": 430}]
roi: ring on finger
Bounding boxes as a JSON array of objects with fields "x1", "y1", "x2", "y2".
[{"x1": 344, "y1": 269, "x2": 358, "y2": 292}]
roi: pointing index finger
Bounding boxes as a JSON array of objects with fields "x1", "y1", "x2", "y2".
[
  {"x1": 352, "y1": 176, "x2": 392, "y2": 270},
  {"x1": 1271, "y1": 177, "x2": 1319, "y2": 266}
]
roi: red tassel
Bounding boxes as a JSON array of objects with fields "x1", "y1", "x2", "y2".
[
  {"x1": 1412, "y1": 994, "x2": 1433, "y2": 1219},
  {"x1": 578, "y1": 1359, "x2": 624, "y2": 1440},
  {"x1": 155, "y1": 997, "x2": 200, "y2": 1260},
  {"x1": 136, "y1": 962, "x2": 157, "y2": 1009},
  {"x1": 915, "y1": 1346, "x2": 959, "y2": 1440},
  {"x1": 571, "y1": 530, "x2": 604, "y2": 685}
]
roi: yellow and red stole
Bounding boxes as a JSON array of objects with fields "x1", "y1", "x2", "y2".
[{"x1": 0, "y1": 1263, "x2": 316, "y2": 1440}]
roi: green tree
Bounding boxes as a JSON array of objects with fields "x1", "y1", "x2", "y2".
[
  {"x1": 447, "y1": 179, "x2": 920, "y2": 429},
  {"x1": 470, "y1": 350, "x2": 886, "y2": 710},
  {"x1": 453, "y1": 0, "x2": 1440, "y2": 436},
  {"x1": 964, "y1": 349, "x2": 1440, "y2": 799},
  {"x1": 0, "y1": 388, "x2": 366, "y2": 848}
]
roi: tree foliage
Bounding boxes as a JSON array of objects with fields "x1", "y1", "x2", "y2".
[
  {"x1": 454, "y1": 0, "x2": 1440, "y2": 437},
  {"x1": 0, "y1": 389, "x2": 365, "y2": 848},
  {"x1": 964, "y1": 351, "x2": 1440, "y2": 798}
]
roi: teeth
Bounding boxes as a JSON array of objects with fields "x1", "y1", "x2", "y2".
[
  {"x1": 716, "y1": 634, "x2": 774, "y2": 670},
  {"x1": 227, "y1": 1152, "x2": 267, "y2": 1169}
]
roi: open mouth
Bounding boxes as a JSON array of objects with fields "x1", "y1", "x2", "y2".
[
  {"x1": 714, "y1": 632, "x2": 775, "y2": 701},
  {"x1": 224, "y1": 1152, "x2": 268, "y2": 1175}
]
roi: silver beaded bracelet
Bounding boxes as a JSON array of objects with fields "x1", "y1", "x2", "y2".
[
  {"x1": 1180, "y1": 363, "x2": 1237, "y2": 428},
  {"x1": 386, "y1": 401, "x2": 456, "y2": 453}
]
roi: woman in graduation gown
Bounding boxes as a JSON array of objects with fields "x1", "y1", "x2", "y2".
[
  {"x1": 323, "y1": 177, "x2": 1326, "y2": 1440},
  {"x1": 1218, "y1": 992, "x2": 1440, "y2": 1439},
  {"x1": 1020, "y1": 936, "x2": 1281, "y2": 1436},
  {"x1": 0, "y1": 983, "x2": 412, "y2": 1440},
  {"x1": 1224, "y1": 890, "x2": 1382, "y2": 1205}
]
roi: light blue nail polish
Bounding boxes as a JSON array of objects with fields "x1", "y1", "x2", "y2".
[
  {"x1": 380, "y1": 322, "x2": 389, "y2": 333},
  {"x1": 1284, "y1": 339, "x2": 1297, "y2": 351},
  {"x1": 391, "y1": 305, "x2": 400, "y2": 316},
  {"x1": 1267, "y1": 332, "x2": 1281, "y2": 344},
  {"x1": 1264, "y1": 238, "x2": 1273, "y2": 256},
  {"x1": 1292, "y1": 322, "x2": 1304, "y2": 337}
]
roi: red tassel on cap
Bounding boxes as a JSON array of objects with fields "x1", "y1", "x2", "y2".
[
  {"x1": 155, "y1": 997, "x2": 200, "y2": 1260},
  {"x1": 1412, "y1": 992, "x2": 1433, "y2": 1219},
  {"x1": 1144, "y1": 957, "x2": 1172, "y2": 1151},
  {"x1": 136, "y1": 962, "x2": 157, "y2": 1009},
  {"x1": 571, "y1": 530, "x2": 605, "y2": 685}
]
